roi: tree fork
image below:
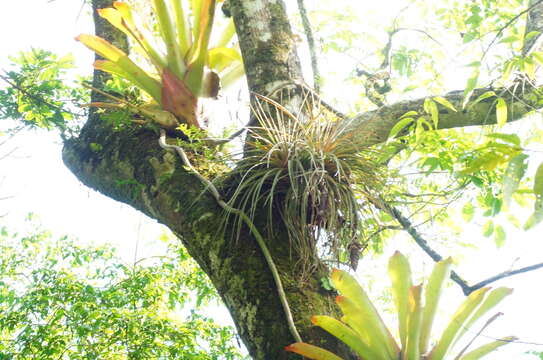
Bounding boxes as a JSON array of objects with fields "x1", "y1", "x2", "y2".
[{"x1": 62, "y1": 1, "x2": 351, "y2": 358}]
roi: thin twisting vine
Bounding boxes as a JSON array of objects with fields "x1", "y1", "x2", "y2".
[{"x1": 157, "y1": 129, "x2": 302, "y2": 343}]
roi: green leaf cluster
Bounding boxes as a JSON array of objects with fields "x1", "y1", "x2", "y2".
[
  {"x1": 0, "y1": 49, "x2": 88, "y2": 133},
  {"x1": 286, "y1": 252, "x2": 515, "y2": 360},
  {"x1": 0, "y1": 220, "x2": 244, "y2": 359},
  {"x1": 76, "y1": 0, "x2": 244, "y2": 128}
]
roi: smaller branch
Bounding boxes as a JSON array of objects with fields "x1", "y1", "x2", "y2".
[
  {"x1": 468, "y1": 262, "x2": 543, "y2": 292},
  {"x1": 362, "y1": 225, "x2": 401, "y2": 248},
  {"x1": 382, "y1": 202, "x2": 472, "y2": 295},
  {"x1": 376, "y1": 198, "x2": 543, "y2": 295},
  {"x1": 0, "y1": 147, "x2": 18, "y2": 162},
  {"x1": 482, "y1": 0, "x2": 543, "y2": 60},
  {"x1": 455, "y1": 312, "x2": 504, "y2": 359},
  {"x1": 379, "y1": 28, "x2": 443, "y2": 70},
  {"x1": 261, "y1": 81, "x2": 347, "y2": 119},
  {"x1": 523, "y1": 0, "x2": 543, "y2": 55},
  {"x1": 296, "y1": 0, "x2": 321, "y2": 93},
  {"x1": 202, "y1": 123, "x2": 248, "y2": 146},
  {"x1": 0, "y1": 73, "x2": 81, "y2": 118}
]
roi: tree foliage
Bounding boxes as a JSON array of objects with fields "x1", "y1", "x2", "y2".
[
  {"x1": 2, "y1": 0, "x2": 543, "y2": 358},
  {"x1": 0, "y1": 216, "x2": 244, "y2": 359}
]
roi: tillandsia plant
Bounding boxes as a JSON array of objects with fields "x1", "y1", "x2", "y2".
[
  {"x1": 76, "y1": 0, "x2": 244, "y2": 129},
  {"x1": 286, "y1": 252, "x2": 516, "y2": 360},
  {"x1": 226, "y1": 92, "x2": 383, "y2": 269}
]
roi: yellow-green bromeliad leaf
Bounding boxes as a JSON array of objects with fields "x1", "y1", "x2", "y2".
[
  {"x1": 311, "y1": 315, "x2": 381, "y2": 359},
  {"x1": 388, "y1": 251, "x2": 412, "y2": 351},
  {"x1": 284, "y1": 342, "x2": 343, "y2": 360},
  {"x1": 76, "y1": 35, "x2": 162, "y2": 102},
  {"x1": 332, "y1": 270, "x2": 399, "y2": 359}
]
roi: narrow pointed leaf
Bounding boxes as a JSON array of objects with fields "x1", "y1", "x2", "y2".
[
  {"x1": 389, "y1": 117, "x2": 414, "y2": 138},
  {"x1": 331, "y1": 270, "x2": 399, "y2": 356},
  {"x1": 453, "y1": 288, "x2": 513, "y2": 349},
  {"x1": 97, "y1": 8, "x2": 133, "y2": 38},
  {"x1": 503, "y1": 153, "x2": 528, "y2": 208},
  {"x1": 429, "y1": 287, "x2": 490, "y2": 360},
  {"x1": 336, "y1": 296, "x2": 398, "y2": 359},
  {"x1": 485, "y1": 133, "x2": 520, "y2": 146},
  {"x1": 77, "y1": 35, "x2": 162, "y2": 102},
  {"x1": 111, "y1": 2, "x2": 166, "y2": 70},
  {"x1": 312, "y1": 316, "x2": 381, "y2": 359},
  {"x1": 470, "y1": 91, "x2": 496, "y2": 107},
  {"x1": 93, "y1": 59, "x2": 133, "y2": 79},
  {"x1": 420, "y1": 257, "x2": 453, "y2": 355},
  {"x1": 76, "y1": 34, "x2": 125, "y2": 62},
  {"x1": 93, "y1": 59, "x2": 161, "y2": 102},
  {"x1": 524, "y1": 162, "x2": 543, "y2": 230},
  {"x1": 459, "y1": 337, "x2": 517, "y2": 360},
  {"x1": 405, "y1": 285, "x2": 423, "y2": 360},
  {"x1": 152, "y1": 0, "x2": 185, "y2": 77},
  {"x1": 496, "y1": 98, "x2": 508, "y2": 127},
  {"x1": 171, "y1": 0, "x2": 191, "y2": 56},
  {"x1": 463, "y1": 70, "x2": 480, "y2": 108},
  {"x1": 284, "y1": 342, "x2": 343, "y2": 360},
  {"x1": 190, "y1": 0, "x2": 203, "y2": 44},
  {"x1": 113, "y1": 2, "x2": 136, "y2": 26},
  {"x1": 424, "y1": 98, "x2": 439, "y2": 128},
  {"x1": 433, "y1": 96, "x2": 457, "y2": 112},
  {"x1": 220, "y1": 63, "x2": 245, "y2": 89},
  {"x1": 186, "y1": 0, "x2": 217, "y2": 96},
  {"x1": 388, "y1": 251, "x2": 412, "y2": 351}
]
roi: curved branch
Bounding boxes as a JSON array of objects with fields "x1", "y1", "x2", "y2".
[
  {"x1": 376, "y1": 200, "x2": 472, "y2": 295},
  {"x1": 481, "y1": 0, "x2": 543, "y2": 59},
  {"x1": 349, "y1": 84, "x2": 543, "y2": 147},
  {"x1": 377, "y1": 199, "x2": 543, "y2": 295},
  {"x1": 523, "y1": 0, "x2": 543, "y2": 55}
]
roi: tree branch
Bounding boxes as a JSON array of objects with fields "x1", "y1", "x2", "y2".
[
  {"x1": 377, "y1": 200, "x2": 472, "y2": 295},
  {"x1": 376, "y1": 199, "x2": 543, "y2": 296},
  {"x1": 468, "y1": 262, "x2": 543, "y2": 292},
  {"x1": 522, "y1": 0, "x2": 543, "y2": 55},
  {"x1": 348, "y1": 84, "x2": 543, "y2": 147},
  {"x1": 481, "y1": 0, "x2": 543, "y2": 59}
]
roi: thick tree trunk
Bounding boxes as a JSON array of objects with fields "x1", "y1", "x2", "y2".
[
  {"x1": 63, "y1": 0, "x2": 543, "y2": 358},
  {"x1": 63, "y1": 126, "x2": 347, "y2": 359},
  {"x1": 63, "y1": 0, "x2": 350, "y2": 358}
]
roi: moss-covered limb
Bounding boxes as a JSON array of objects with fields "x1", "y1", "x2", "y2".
[
  {"x1": 158, "y1": 129, "x2": 302, "y2": 342},
  {"x1": 228, "y1": 0, "x2": 303, "y2": 95},
  {"x1": 348, "y1": 85, "x2": 543, "y2": 147},
  {"x1": 62, "y1": 123, "x2": 353, "y2": 358}
]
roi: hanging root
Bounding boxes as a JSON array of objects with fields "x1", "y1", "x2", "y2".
[{"x1": 157, "y1": 129, "x2": 302, "y2": 343}]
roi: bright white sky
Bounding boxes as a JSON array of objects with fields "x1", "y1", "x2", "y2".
[{"x1": 1, "y1": 0, "x2": 543, "y2": 359}]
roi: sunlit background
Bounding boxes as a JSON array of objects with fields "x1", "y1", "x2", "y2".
[{"x1": 1, "y1": 0, "x2": 542, "y2": 358}]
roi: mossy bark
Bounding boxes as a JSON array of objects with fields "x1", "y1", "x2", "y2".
[
  {"x1": 64, "y1": 1, "x2": 353, "y2": 358},
  {"x1": 63, "y1": 125, "x2": 349, "y2": 359},
  {"x1": 64, "y1": 1, "x2": 543, "y2": 358}
]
